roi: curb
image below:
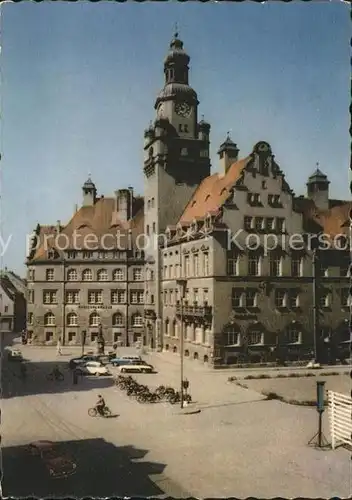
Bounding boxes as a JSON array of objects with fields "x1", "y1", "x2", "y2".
[{"x1": 173, "y1": 408, "x2": 201, "y2": 415}]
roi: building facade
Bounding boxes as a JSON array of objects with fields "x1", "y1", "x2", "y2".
[
  {"x1": 25, "y1": 32, "x2": 350, "y2": 364},
  {"x1": 0, "y1": 271, "x2": 27, "y2": 336},
  {"x1": 26, "y1": 181, "x2": 146, "y2": 347}
]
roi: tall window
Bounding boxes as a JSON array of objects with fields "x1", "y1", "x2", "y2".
[
  {"x1": 232, "y1": 289, "x2": 243, "y2": 308},
  {"x1": 184, "y1": 256, "x2": 190, "y2": 277},
  {"x1": 288, "y1": 290, "x2": 299, "y2": 309},
  {"x1": 44, "y1": 312, "x2": 55, "y2": 326},
  {"x1": 225, "y1": 328, "x2": 240, "y2": 346},
  {"x1": 248, "y1": 252, "x2": 260, "y2": 276},
  {"x1": 113, "y1": 268, "x2": 124, "y2": 281},
  {"x1": 28, "y1": 269, "x2": 35, "y2": 281},
  {"x1": 67, "y1": 312, "x2": 78, "y2": 326},
  {"x1": 89, "y1": 312, "x2": 100, "y2": 327},
  {"x1": 88, "y1": 290, "x2": 103, "y2": 304},
  {"x1": 203, "y1": 252, "x2": 209, "y2": 275},
  {"x1": 111, "y1": 290, "x2": 126, "y2": 304},
  {"x1": 286, "y1": 326, "x2": 301, "y2": 344},
  {"x1": 28, "y1": 290, "x2": 35, "y2": 303},
  {"x1": 66, "y1": 291, "x2": 79, "y2": 304},
  {"x1": 97, "y1": 269, "x2": 108, "y2": 281},
  {"x1": 340, "y1": 257, "x2": 350, "y2": 277},
  {"x1": 245, "y1": 290, "x2": 257, "y2": 308},
  {"x1": 82, "y1": 269, "x2": 93, "y2": 281},
  {"x1": 203, "y1": 288, "x2": 209, "y2": 303},
  {"x1": 193, "y1": 254, "x2": 199, "y2": 277},
  {"x1": 244, "y1": 216, "x2": 254, "y2": 231},
  {"x1": 276, "y1": 218, "x2": 285, "y2": 233},
  {"x1": 269, "y1": 254, "x2": 282, "y2": 276},
  {"x1": 112, "y1": 312, "x2": 124, "y2": 326},
  {"x1": 43, "y1": 290, "x2": 57, "y2": 304},
  {"x1": 274, "y1": 289, "x2": 286, "y2": 308},
  {"x1": 319, "y1": 291, "x2": 330, "y2": 308},
  {"x1": 67, "y1": 269, "x2": 78, "y2": 281},
  {"x1": 46, "y1": 269, "x2": 54, "y2": 281},
  {"x1": 291, "y1": 255, "x2": 302, "y2": 277},
  {"x1": 27, "y1": 312, "x2": 33, "y2": 325},
  {"x1": 227, "y1": 254, "x2": 239, "y2": 276}
]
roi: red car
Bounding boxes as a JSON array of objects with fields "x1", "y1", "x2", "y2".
[{"x1": 27, "y1": 440, "x2": 77, "y2": 478}]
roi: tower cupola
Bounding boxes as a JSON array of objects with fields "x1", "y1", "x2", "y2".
[
  {"x1": 306, "y1": 164, "x2": 330, "y2": 211},
  {"x1": 217, "y1": 133, "x2": 239, "y2": 175},
  {"x1": 82, "y1": 176, "x2": 97, "y2": 206}
]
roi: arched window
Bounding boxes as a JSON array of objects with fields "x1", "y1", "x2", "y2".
[
  {"x1": 97, "y1": 269, "x2": 108, "y2": 281},
  {"x1": 44, "y1": 312, "x2": 55, "y2": 326},
  {"x1": 67, "y1": 269, "x2": 78, "y2": 281},
  {"x1": 112, "y1": 312, "x2": 124, "y2": 327},
  {"x1": 89, "y1": 312, "x2": 100, "y2": 327},
  {"x1": 165, "y1": 319, "x2": 169, "y2": 335},
  {"x1": 67, "y1": 312, "x2": 78, "y2": 327},
  {"x1": 132, "y1": 313, "x2": 143, "y2": 327},
  {"x1": 82, "y1": 269, "x2": 93, "y2": 281}
]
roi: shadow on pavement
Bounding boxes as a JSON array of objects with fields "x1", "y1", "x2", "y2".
[
  {"x1": 2, "y1": 358, "x2": 115, "y2": 399},
  {"x1": 2, "y1": 438, "x2": 167, "y2": 497}
]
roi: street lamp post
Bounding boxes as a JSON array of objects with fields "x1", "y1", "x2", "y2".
[
  {"x1": 177, "y1": 279, "x2": 187, "y2": 409},
  {"x1": 312, "y1": 249, "x2": 319, "y2": 362}
]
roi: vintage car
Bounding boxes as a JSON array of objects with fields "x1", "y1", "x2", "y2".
[
  {"x1": 7, "y1": 349, "x2": 23, "y2": 362},
  {"x1": 118, "y1": 363, "x2": 154, "y2": 374},
  {"x1": 68, "y1": 354, "x2": 103, "y2": 369},
  {"x1": 76, "y1": 361, "x2": 111, "y2": 376},
  {"x1": 28, "y1": 440, "x2": 77, "y2": 478}
]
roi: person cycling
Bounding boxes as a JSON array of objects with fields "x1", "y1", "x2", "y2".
[{"x1": 96, "y1": 394, "x2": 106, "y2": 416}]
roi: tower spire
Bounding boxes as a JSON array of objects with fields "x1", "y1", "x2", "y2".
[{"x1": 174, "y1": 21, "x2": 179, "y2": 38}]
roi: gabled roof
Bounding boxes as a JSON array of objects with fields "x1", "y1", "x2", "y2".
[
  {"x1": 179, "y1": 156, "x2": 251, "y2": 224},
  {"x1": 0, "y1": 276, "x2": 17, "y2": 301},
  {"x1": 29, "y1": 196, "x2": 144, "y2": 262}
]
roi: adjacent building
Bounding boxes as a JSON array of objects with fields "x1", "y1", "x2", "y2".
[
  {"x1": 26, "y1": 181, "x2": 146, "y2": 347},
  {"x1": 0, "y1": 270, "x2": 27, "y2": 336}
]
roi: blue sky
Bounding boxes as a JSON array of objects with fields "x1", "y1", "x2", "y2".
[{"x1": 1, "y1": 1, "x2": 350, "y2": 275}]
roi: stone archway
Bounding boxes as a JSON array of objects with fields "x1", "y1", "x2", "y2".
[
  {"x1": 203, "y1": 354, "x2": 209, "y2": 363},
  {"x1": 164, "y1": 344, "x2": 169, "y2": 351},
  {"x1": 193, "y1": 352, "x2": 199, "y2": 360},
  {"x1": 184, "y1": 349, "x2": 190, "y2": 357},
  {"x1": 173, "y1": 345, "x2": 177, "y2": 353}
]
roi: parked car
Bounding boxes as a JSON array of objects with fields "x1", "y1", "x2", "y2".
[
  {"x1": 110, "y1": 358, "x2": 136, "y2": 367},
  {"x1": 7, "y1": 349, "x2": 23, "y2": 362},
  {"x1": 27, "y1": 440, "x2": 77, "y2": 479},
  {"x1": 69, "y1": 355, "x2": 101, "y2": 370},
  {"x1": 118, "y1": 363, "x2": 154, "y2": 374},
  {"x1": 76, "y1": 361, "x2": 111, "y2": 376}
]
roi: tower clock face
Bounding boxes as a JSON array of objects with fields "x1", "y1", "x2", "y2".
[{"x1": 175, "y1": 102, "x2": 192, "y2": 118}]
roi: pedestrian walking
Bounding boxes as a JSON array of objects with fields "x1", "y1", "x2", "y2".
[{"x1": 56, "y1": 337, "x2": 62, "y2": 356}]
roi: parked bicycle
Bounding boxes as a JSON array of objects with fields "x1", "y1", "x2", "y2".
[{"x1": 46, "y1": 367, "x2": 64, "y2": 381}]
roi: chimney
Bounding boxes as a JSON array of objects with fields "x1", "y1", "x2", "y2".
[
  {"x1": 116, "y1": 188, "x2": 132, "y2": 222},
  {"x1": 56, "y1": 220, "x2": 61, "y2": 233},
  {"x1": 217, "y1": 134, "x2": 239, "y2": 176}
]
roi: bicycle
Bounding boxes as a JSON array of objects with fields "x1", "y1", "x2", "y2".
[
  {"x1": 46, "y1": 371, "x2": 64, "y2": 381},
  {"x1": 88, "y1": 406, "x2": 112, "y2": 417}
]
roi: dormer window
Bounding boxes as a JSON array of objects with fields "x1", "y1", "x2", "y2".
[
  {"x1": 247, "y1": 193, "x2": 261, "y2": 206},
  {"x1": 191, "y1": 220, "x2": 198, "y2": 233}
]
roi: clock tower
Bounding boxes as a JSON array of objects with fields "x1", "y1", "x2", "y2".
[{"x1": 143, "y1": 31, "x2": 211, "y2": 349}]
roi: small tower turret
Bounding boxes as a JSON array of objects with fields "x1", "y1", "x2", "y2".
[
  {"x1": 306, "y1": 164, "x2": 330, "y2": 211},
  {"x1": 82, "y1": 176, "x2": 97, "y2": 207},
  {"x1": 217, "y1": 133, "x2": 239, "y2": 176}
]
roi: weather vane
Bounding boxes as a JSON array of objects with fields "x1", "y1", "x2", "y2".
[{"x1": 174, "y1": 21, "x2": 179, "y2": 38}]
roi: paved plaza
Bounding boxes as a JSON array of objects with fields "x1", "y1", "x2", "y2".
[{"x1": 2, "y1": 342, "x2": 351, "y2": 498}]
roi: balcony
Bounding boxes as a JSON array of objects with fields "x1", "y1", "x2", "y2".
[{"x1": 176, "y1": 302, "x2": 212, "y2": 318}]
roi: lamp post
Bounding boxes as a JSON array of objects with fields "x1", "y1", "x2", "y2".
[
  {"x1": 176, "y1": 279, "x2": 187, "y2": 408},
  {"x1": 312, "y1": 249, "x2": 319, "y2": 362}
]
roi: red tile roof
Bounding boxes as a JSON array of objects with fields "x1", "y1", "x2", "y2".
[
  {"x1": 179, "y1": 156, "x2": 251, "y2": 224},
  {"x1": 29, "y1": 196, "x2": 144, "y2": 261}
]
